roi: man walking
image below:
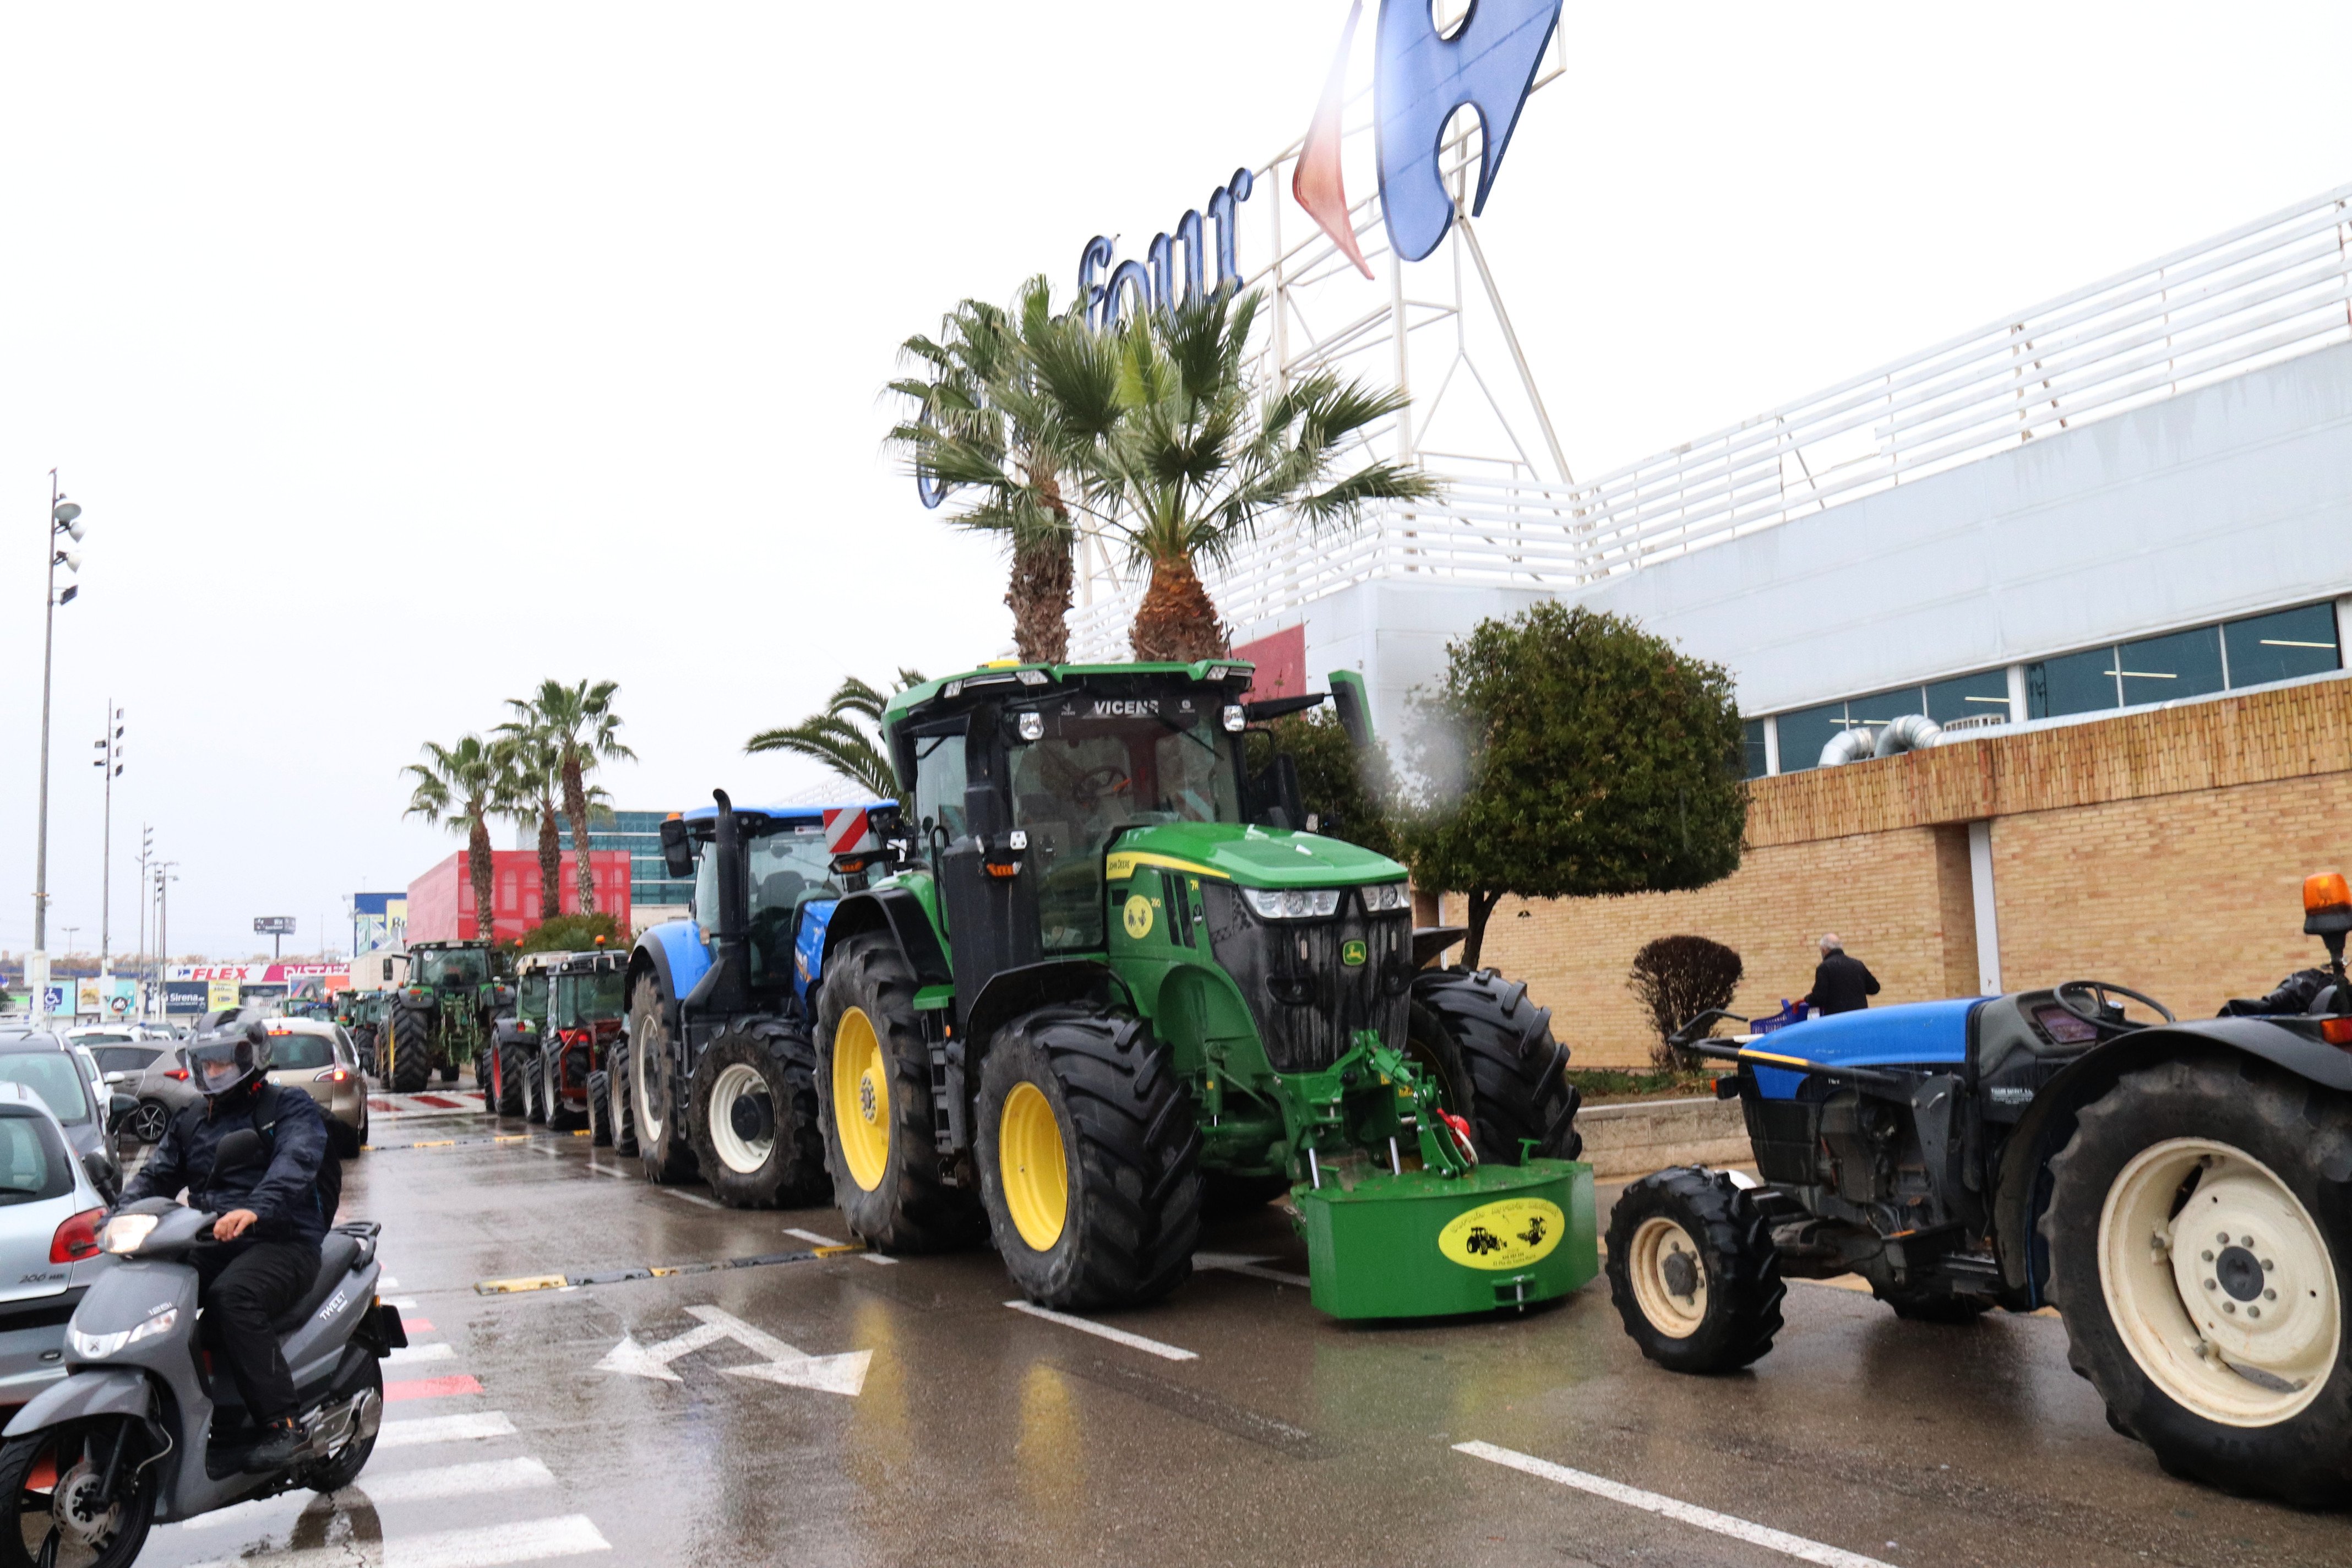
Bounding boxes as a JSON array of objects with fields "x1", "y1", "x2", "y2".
[{"x1": 1805, "y1": 933, "x2": 1880, "y2": 1016}]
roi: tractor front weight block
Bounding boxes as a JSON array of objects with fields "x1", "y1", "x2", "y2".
[{"x1": 1293, "y1": 1157, "x2": 1596, "y2": 1319}]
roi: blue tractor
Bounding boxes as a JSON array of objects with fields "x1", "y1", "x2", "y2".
[
  {"x1": 616, "y1": 791, "x2": 892, "y2": 1206},
  {"x1": 1608, "y1": 872, "x2": 2352, "y2": 1506}
]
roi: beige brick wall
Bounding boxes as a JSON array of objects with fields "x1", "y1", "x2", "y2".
[{"x1": 1462, "y1": 769, "x2": 2352, "y2": 1069}]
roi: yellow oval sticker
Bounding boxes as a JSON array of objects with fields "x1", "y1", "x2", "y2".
[
  {"x1": 1121, "y1": 894, "x2": 1156, "y2": 940},
  {"x1": 1438, "y1": 1197, "x2": 1565, "y2": 1271}
]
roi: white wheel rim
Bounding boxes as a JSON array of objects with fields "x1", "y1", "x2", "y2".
[
  {"x1": 1629, "y1": 1215, "x2": 1709, "y2": 1338},
  {"x1": 2098, "y1": 1135, "x2": 2341, "y2": 1428},
  {"x1": 633, "y1": 1021, "x2": 659, "y2": 1125},
  {"x1": 707, "y1": 1062, "x2": 774, "y2": 1174}
]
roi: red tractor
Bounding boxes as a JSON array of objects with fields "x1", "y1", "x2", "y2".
[{"x1": 530, "y1": 948, "x2": 628, "y2": 1136}]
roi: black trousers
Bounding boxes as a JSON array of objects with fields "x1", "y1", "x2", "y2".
[{"x1": 194, "y1": 1239, "x2": 319, "y2": 1424}]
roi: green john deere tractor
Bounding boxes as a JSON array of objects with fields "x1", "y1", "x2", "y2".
[
  {"x1": 382, "y1": 939, "x2": 511, "y2": 1093},
  {"x1": 810, "y1": 658, "x2": 1595, "y2": 1318}
]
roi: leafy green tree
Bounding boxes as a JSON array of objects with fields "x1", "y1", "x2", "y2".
[
  {"x1": 889, "y1": 277, "x2": 1114, "y2": 663},
  {"x1": 404, "y1": 734, "x2": 508, "y2": 945},
  {"x1": 1402, "y1": 603, "x2": 1746, "y2": 968},
  {"x1": 745, "y1": 670, "x2": 925, "y2": 798},
  {"x1": 1247, "y1": 709, "x2": 1402, "y2": 861},
  {"x1": 503, "y1": 680, "x2": 634, "y2": 917},
  {"x1": 517, "y1": 911, "x2": 625, "y2": 955}
]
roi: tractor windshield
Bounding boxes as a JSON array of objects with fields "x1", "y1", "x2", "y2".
[
  {"x1": 1009, "y1": 698, "x2": 1243, "y2": 951},
  {"x1": 560, "y1": 969, "x2": 628, "y2": 1026},
  {"x1": 518, "y1": 971, "x2": 549, "y2": 1024},
  {"x1": 692, "y1": 822, "x2": 841, "y2": 986},
  {"x1": 418, "y1": 948, "x2": 487, "y2": 989}
]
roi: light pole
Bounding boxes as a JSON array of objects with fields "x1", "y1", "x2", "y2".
[
  {"x1": 152, "y1": 862, "x2": 178, "y2": 1022},
  {"x1": 31, "y1": 475, "x2": 86, "y2": 1026},
  {"x1": 135, "y1": 825, "x2": 153, "y2": 974},
  {"x1": 94, "y1": 703, "x2": 122, "y2": 976}
]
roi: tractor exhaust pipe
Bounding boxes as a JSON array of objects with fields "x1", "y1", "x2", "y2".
[{"x1": 683, "y1": 788, "x2": 752, "y2": 1017}]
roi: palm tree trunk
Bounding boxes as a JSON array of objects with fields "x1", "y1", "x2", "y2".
[
  {"x1": 536, "y1": 801, "x2": 561, "y2": 924},
  {"x1": 1008, "y1": 529, "x2": 1073, "y2": 665},
  {"x1": 1128, "y1": 552, "x2": 1228, "y2": 663},
  {"x1": 561, "y1": 755, "x2": 598, "y2": 915},
  {"x1": 467, "y1": 815, "x2": 498, "y2": 945}
]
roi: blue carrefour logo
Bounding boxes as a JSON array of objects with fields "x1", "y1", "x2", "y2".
[{"x1": 1376, "y1": 0, "x2": 1562, "y2": 263}]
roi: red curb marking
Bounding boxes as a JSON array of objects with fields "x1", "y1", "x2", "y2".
[
  {"x1": 386, "y1": 1375, "x2": 481, "y2": 1402},
  {"x1": 402, "y1": 1318, "x2": 433, "y2": 1333}
]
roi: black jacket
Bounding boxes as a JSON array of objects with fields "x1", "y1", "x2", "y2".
[
  {"x1": 2221, "y1": 967, "x2": 2338, "y2": 1017},
  {"x1": 1806, "y1": 950, "x2": 1881, "y2": 1016},
  {"x1": 123, "y1": 1082, "x2": 330, "y2": 1249}
]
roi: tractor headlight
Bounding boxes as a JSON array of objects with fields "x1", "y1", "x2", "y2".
[
  {"x1": 1221, "y1": 705, "x2": 1246, "y2": 733},
  {"x1": 1017, "y1": 712, "x2": 1045, "y2": 741},
  {"x1": 1242, "y1": 887, "x2": 1342, "y2": 920},
  {"x1": 69, "y1": 1306, "x2": 178, "y2": 1360},
  {"x1": 1360, "y1": 881, "x2": 1411, "y2": 912}
]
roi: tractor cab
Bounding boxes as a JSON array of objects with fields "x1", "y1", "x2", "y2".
[{"x1": 652, "y1": 802, "x2": 878, "y2": 1009}]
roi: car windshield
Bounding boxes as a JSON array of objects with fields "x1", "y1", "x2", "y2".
[
  {"x1": 0, "y1": 1111, "x2": 71, "y2": 1205},
  {"x1": 0, "y1": 1053, "x2": 91, "y2": 1125},
  {"x1": 266, "y1": 1033, "x2": 335, "y2": 1071},
  {"x1": 518, "y1": 972, "x2": 550, "y2": 1023},
  {"x1": 418, "y1": 949, "x2": 487, "y2": 988},
  {"x1": 1008, "y1": 697, "x2": 1244, "y2": 951}
]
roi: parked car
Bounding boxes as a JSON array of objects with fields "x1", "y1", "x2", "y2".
[
  {"x1": 90, "y1": 1037, "x2": 195, "y2": 1145},
  {"x1": 260, "y1": 1019, "x2": 370, "y2": 1155},
  {"x1": 0, "y1": 1037, "x2": 134, "y2": 1194},
  {"x1": 0, "y1": 1080, "x2": 116, "y2": 1413}
]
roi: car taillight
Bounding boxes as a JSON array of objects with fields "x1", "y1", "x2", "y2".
[
  {"x1": 51, "y1": 1207, "x2": 106, "y2": 1264},
  {"x1": 2322, "y1": 1017, "x2": 2352, "y2": 1047},
  {"x1": 314, "y1": 1067, "x2": 350, "y2": 1082},
  {"x1": 164, "y1": 1069, "x2": 188, "y2": 1081}
]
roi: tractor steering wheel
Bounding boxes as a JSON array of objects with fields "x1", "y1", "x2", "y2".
[
  {"x1": 1074, "y1": 765, "x2": 1131, "y2": 803},
  {"x1": 2052, "y1": 979, "x2": 2176, "y2": 1036}
]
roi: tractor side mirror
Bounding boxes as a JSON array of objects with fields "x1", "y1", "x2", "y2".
[{"x1": 660, "y1": 816, "x2": 694, "y2": 880}]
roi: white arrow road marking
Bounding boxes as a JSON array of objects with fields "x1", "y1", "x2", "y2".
[
  {"x1": 596, "y1": 1306, "x2": 868, "y2": 1395},
  {"x1": 1193, "y1": 1251, "x2": 1311, "y2": 1288},
  {"x1": 1453, "y1": 1442, "x2": 1897, "y2": 1568},
  {"x1": 1004, "y1": 1300, "x2": 1199, "y2": 1361}
]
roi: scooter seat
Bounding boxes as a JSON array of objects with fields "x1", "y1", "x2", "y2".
[{"x1": 270, "y1": 1232, "x2": 364, "y2": 1335}]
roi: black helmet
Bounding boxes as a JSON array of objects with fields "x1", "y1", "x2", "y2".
[{"x1": 186, "y1": 1020, "x2": 273, "y2": 1099}]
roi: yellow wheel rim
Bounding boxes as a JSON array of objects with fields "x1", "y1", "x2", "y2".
[
  {"x1": 832, "y1": 1007, "x2": 890, "y2": 1193},
  {"x1": 998, "y1": 1081, "x2": 1068, "y2": 1253}
]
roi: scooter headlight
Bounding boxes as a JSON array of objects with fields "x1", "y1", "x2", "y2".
[
  {"x1": 68, "y1": 1306, "x2": 178, "y2": 1360},
  {"x1": 99, "y1": 1213, "x2": 159, "y2": 1255}
]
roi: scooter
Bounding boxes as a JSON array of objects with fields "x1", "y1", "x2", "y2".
[{"x1": 0, "y1": 1126, "x2": 404, "y2": 1567}]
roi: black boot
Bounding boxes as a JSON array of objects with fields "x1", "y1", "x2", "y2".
[{"x1": 243, "y1": 1417, "x2": 306, "y2": 1472}]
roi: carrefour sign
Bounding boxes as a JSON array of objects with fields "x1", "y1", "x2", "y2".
[{"x1": 1077, "y1": 0, "x2": 1560, "y2": 328}]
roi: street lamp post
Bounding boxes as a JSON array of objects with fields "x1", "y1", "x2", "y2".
[
  {"x1": 153, "y1": 862, "x2": 178, "y2": 1022},
  {"x1": 30, "y1": 473, "x2": 86, "y2": 1027},
  {"x1": 94, "y1": 703, "x2": 123, "y2": 977}
]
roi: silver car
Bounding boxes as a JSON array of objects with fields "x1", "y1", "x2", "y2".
[
  {"x1": 90, "y1": 1038, "x2": 197, "y2": 1145},
  {"x1": 0, "y1": 1081, "x2": 116, "y2": 1412}
]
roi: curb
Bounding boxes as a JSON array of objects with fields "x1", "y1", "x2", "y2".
[{"x1": 1576, "y1": 1095, "x2": 1750, "y2": 1178}]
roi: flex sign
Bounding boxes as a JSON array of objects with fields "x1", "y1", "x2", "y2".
[{"x1": 1074, "y1": 0, "x2": 1561, "y2": 324}]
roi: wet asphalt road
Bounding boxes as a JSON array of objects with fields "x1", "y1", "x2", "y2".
[{"x1": 122, "y1": 1089, "x2": 2351, "y2": 1568}]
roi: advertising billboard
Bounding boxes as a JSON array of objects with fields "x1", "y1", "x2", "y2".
[{"x1": 353, "y1": 892, "x2": 407, "y2": 955}]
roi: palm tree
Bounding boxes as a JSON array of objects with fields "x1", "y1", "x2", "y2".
[
  {"x1": 745, "y1": 670, "x2": 924, "y2": 798},
  {"x1": 1097, "y1": 288, "x2": 1438, "y2": 661},
  {"x1": 503, "y1": 680, "x2": 636, "y2": 917},
  {"x1": 888, "y1": 276, "x2": 1120, "y2": 664},
  {"x1": 496, "y1": 726, "x2": 565, "y2": 924},
  {"x1": 404, "y1": 734, "x2": 508, "y2": 945}
]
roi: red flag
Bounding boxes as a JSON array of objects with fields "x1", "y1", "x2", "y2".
[{"x1": 1293, "y1": 0, "x2": 1373, "y2": 280}]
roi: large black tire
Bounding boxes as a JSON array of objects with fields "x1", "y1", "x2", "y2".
[
  {"x1": 544, "y1": 1046, "x2": 587, "y2": 1133},
  {"x1": 520, "y1": 1046, "x2": 547, "y2": 1125},
  {"x1": 493, "y1": 1042, "x2": 530, "y2": 1117},
  {"x1": 606, "y1": 1041, "x2": 640, "y2": 1158},
  {"x1": 976, "y1": 1006, "x2": 1203, "y2": 1310},
  {"x1": 384, "y1": 1003, "x2": 435, "y2": 1093},
  {"x1": 688, "y1": 1021, "x2": 828, "y2": 1208},
  {"x1": 0, "y1": 1417, "x2": 158, "y2": 1568},
  {"x1": 1411, "y1": 967, "x2": 1581, "y2": 1163},
  {"x1": 586, "y1": 1070, "x2": 614, "y2": 1147},
  {"x1": 1607, "y1": 1166, "x2": 1785, "y2": 1373},
  {"x1": 815, "y1": 933, "x2": 981, "y2": 1252},
  {"x1": 629, "y1": 976, "x2": 698, "y2": 1184},
  {"x1": 2043, "y1": 1055, "x2": 2352, "y2": 1506}
]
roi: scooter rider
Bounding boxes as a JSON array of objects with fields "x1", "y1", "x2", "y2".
[{"x1": 121, "y1": 1017, "x2": 332, "y2": 1470}]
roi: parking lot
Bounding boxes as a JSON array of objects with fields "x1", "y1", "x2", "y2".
[{"x1": 96, "y1": 1090, "x2": 2346, "y2": 1568}]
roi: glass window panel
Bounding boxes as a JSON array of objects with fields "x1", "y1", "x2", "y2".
[
  {"x1": 1922, "y1": 669, "x2": 2012, "y2": 723},
  {"x1": 2116, "y1": 625, "x2": 2224, "y2": 706},
  {"x1": 1742, "y1": 718, "x2": 1768, "y2": 780},
  {"x1": 1774, "y1": 701, "x2": 1851, "y2": 773},
  {"x1": 2224, "y1": 602, "x2": 2340, "y2": 688},
  {"x1": 1843, "y1": 687, "x2": 1928, "y2": 727},
  {"x1": 2029, "y1": 647, "x2": 2119, "y2": 718}
]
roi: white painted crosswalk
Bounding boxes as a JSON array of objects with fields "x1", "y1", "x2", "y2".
[{"x1": 183, "y1": 1513, "x2": 609, "y2": 1568}]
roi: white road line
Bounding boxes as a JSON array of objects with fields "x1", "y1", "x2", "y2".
[
  {"x1": 1453, "y1": 1441, "x2": 1897, "y2": 1568},
  {"x1": 581, "y1": 1161, "x2": 630, "y2": 1179},
  {"x1": 382, "y1": 1276, "x2": 400, "y2": 1289},
  {"x1": 783, "y1": 1227, "x2": 843, "y2": 1246},
  {"x1": 657, "y1": 1188, "x2": 725, "y2": 1210},
  {"x1": 375, "y1": 1411, "x2": 519, "y2": 1447},
  {"x1": 859, "y1": 1253, "x2": 899, "y2": 1266},
  {"x1": 178, "y1": 1458, "x2": 556, "y2": 1529},
  {"x1": 1004, "y1": 1300, "x2": 1198, "y2": 1362},
  {"x1": 385, "y1": 1342, "x2": 457, "y2": 1365},
  {"x1": 386, "y1": 1298, "x2": 418, "y2": 1309},
  {"x1": 186, "y1": 1512, "x2": 608, "y2": 1567}
]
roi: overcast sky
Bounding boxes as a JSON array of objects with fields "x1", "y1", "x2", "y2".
[{"x1": 4, "y1": 3, "x2": 2349, "y2": 960}]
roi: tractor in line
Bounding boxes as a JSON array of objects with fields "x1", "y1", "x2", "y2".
[{"x1": 379, "y1": 939, "x2": 510, "y2": 1093}]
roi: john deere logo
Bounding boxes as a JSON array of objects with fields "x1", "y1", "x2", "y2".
[
  {"x1": 1341, "y1": 939, "x2": 1368, "y2": 967},
  {"x1": 1438, "y1": 1198, "x2": 1565, "y2": 1271},
  {"x1": 1121, "y1": 894, "x2": 1156, "y2": 940}
]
